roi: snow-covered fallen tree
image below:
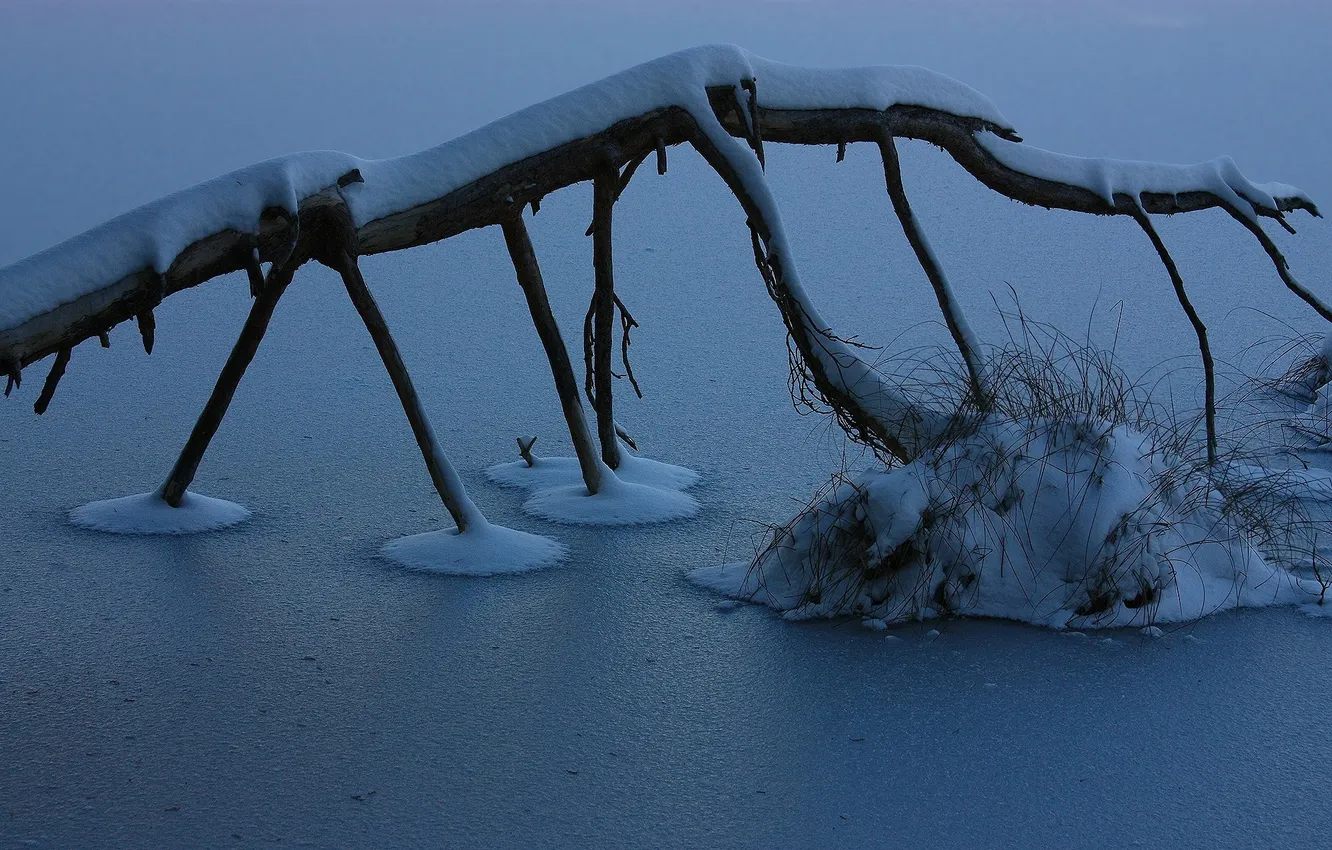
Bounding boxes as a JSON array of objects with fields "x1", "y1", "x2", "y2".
[{"x1": 0, "y1": 45, "x2": 1326, "y2": 581}]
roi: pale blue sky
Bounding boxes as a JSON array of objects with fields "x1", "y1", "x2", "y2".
[{"x1": 1, "y1": 0, "x2": 1327, "y2": 262}]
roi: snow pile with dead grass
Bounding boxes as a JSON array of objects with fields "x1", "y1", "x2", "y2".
[
  {"x1": 693, "y1": 418, "x2": 1325, "y2": 629},
  {"x1": 694, "y1": 322, "x2": 1332, "y2": 630}
]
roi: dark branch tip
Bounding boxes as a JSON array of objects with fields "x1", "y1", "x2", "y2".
[{"x1": 3, "y1": 360, "x2": 20, "y2": 397}]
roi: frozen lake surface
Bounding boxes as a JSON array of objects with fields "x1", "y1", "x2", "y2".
[{"x1": 4, "y1": 135, "x2": 1332, "y2": 848}]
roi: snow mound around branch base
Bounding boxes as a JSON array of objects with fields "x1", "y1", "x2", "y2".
[
  {"x1": 381, "y1": 521, "x2": 566, "y2": 576},
  {"x1": 522, "y1": 476, "x2": 699, "y2": 526},
  {"x1": 69, "y1": 491, "x2": 250, "y2": 535},
  {"x1": 690, "y1": 419, "x2": 1328, "y2": 629},
  {"x1": 1291, "y1": 378, "x2": 1332, "y2": 445},
  {"x1": 487, "y1": 453, "x2": 699, "y2": 491},
  {"x1": 487, "y1": 453, "x2": 700, "y2": 526}
]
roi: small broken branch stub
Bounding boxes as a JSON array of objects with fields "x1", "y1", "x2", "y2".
[
  {"x1": 243, "y1": 235, "x2": 265, "y2": 297},
  {"x1": 517, "y1": 436, "x2": 537, "y2": 467},
  {"x1": 3, "y1": 361, "x2": 20, "y2": 397},
  {"x1": 137, "y1": 310, "x2": 156, "y2": 355},
  {"x1": 615, "y1": 424, "x2": 638, "y2": 451}
]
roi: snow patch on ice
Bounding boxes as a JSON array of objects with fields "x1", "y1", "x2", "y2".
[
  {"x1": 69, "y1": 491, "x2": 250, "y2": 535},
  {"x1": 522, "y1": 471, "x2": 699, "y2": 526},
  {"x1": 689, "y1": 561, "x2": 750, "y2": 595},
  {"x1": 488, "y1": 453, "x2": 700, "y2": 525},
  {"x1": 381, "y1": 520, "x2": 566, "y2": 576}
]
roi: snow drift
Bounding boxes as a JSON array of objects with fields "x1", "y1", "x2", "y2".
[
  {"x1": 691, "y1": 420, "x2": 1325, "y2": 629},
  {"x1": 693, "y1": 327, "x2": 1332, "y2": 630}
]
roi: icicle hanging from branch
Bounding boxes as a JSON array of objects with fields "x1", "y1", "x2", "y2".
[
  {"x1": 136, "y1": 310, "x2": 156, "y2": 355},
  {"x1": 3, "y1": 361, "x2": 20, "y2": 397},
  {"x1": 243, "y1": 234, "x2": 265, "y2": 297},
  {"x1": 136, "y1": 272, "x2": 164, "y2": 355}
]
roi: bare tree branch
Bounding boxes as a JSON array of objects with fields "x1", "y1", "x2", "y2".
[
  {"x1": 876, "y1": 134, "x2": 989, "y2": 412},
  {"x1": 1130, "y1": 207, "x2": 1218, "y2": 465}
]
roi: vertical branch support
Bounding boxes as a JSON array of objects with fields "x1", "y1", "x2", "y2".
[
  {"x1": 1132, "y1": 207, "x2": 1218, "y2": 465},
  {"x1": 591, "y1": 166, "x2": 622, "y2": 469},
  {"x1": 33, "y1": 347, "x2": 71, "y2": 415},
  {"x1": 500, "y1": 212, "x2": 604, "y2": 495},
  {"x1": 877, "y1": 134, "x2": 990, "y2": 413},
  {"x1": 332, "y1": 249, "x2": 484, "y2": 530},
  {"x1": 159, "y1": 268, "x2": 295, "y2": 507}
]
